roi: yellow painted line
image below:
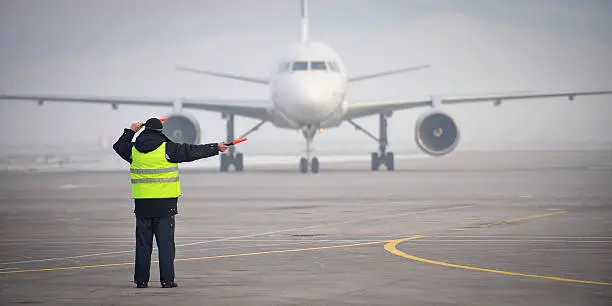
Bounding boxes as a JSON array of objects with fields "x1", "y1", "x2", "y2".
[
  {"x1": 384, "y1": 237, "x2": 612, "y2": 286},
  {"x1": 0, "y1": 209, "x2": 581, "y2": 281},
  {"x1": 0, "y1": 262, "x2": 134, "y2": 274},
  {"x1": 503, "y1": 210, "x2": 567, "y2": 223},
  {"x1": 384, "y1": 210, "x2": 612, "y2": 286},
  {"x1": 453, "y1": 210, "x2": 568, "y2": 231},
  {"x1": 0, "y1": 236, "x2": 421, "y2": 275}
]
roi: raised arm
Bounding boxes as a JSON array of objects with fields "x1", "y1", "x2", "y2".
[
  {"x1": 165, "y1": 142, "x2": 227, "y2": 163},
  {"x1": 112, "y1": 123, "x2": 142, "y2": 163}
]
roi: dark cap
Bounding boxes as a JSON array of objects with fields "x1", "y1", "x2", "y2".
[{"x1": 144, "y1": 118, "x2": 163, "y2": 130}]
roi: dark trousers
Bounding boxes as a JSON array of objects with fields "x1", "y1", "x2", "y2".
[{"x1": 134, "y1": 215, "x2": 175, "y2": 284}]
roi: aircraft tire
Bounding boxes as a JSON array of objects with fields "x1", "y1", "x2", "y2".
[
  {"x1": 299, "y1": 157, "x2": 308, "y2": 174},
  {"x1": 220, "y1": 154, "x2": 230, "y2": 172},
  {"x1": 371, "y1": 152, "x2": 380, "y2": 171},
  {"x1": 385, "y1": 152, "x2": 394, "y2": 171},
  {"x1": 235, "y1": 153, "x2": 244, "y2": 172},
  {"x1": 311, "y1": 157, "x2": 319, "y2": 173}
]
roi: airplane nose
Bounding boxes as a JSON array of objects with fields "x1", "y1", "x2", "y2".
[
  {"x1": 294, "y1": 83, "x2": 328, "y2": 104},
  {"x1": 275, "y1": 75, "x2": 340, "y2": 124},
  {"x1": 299, "y1": 76, "x2": 336, "y2": 102},
  {"x1": 293, "y1": 84, "x2": 334, "y2": 117}
]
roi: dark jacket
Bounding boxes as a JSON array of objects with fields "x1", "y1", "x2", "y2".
[{"x1": 113, "y1": 128, "x2": 220, "y2": 217}]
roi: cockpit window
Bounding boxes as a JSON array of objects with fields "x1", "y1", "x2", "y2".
[
  {"x1": 292, "y1": 61, "x2": 308, "y2": 71},
  {"x1": 310, "y1": 61, "x2": 327, "y2": 71}
]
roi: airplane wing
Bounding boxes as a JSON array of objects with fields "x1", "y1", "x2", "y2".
[
  {"x1": 345, "y1": 89, "x2": 612, "y2": 120},
  {"x1": 347, "y1": 64, "x2": 430, "y2": 83},
  {"x1": 175, "y1": 65, "x2": 269, "y2": 85},
  {"x1": 0, "y1": 94, "x2": 272, "y2": 120},
  {"x1": 182, "y1": 98, "x2": 271, "y2": 119}
]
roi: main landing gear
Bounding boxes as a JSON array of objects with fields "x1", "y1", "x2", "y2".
[
  {"x1": 219, "y1": 113, "x2": 393, "y2": 173},
  {"x1": 348, "y1": 112, "x2": 395, "y2": 171},
  {"x1": 299, "y1": 124, "x2": 319, "y2": 174},
  {"x1": 220, "y1": 114, "x2": 266, "y2": 172}
]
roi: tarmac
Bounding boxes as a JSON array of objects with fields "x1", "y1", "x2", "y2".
[{"x1": 0, "y1": 150, "x2": 611, "y2": 305}]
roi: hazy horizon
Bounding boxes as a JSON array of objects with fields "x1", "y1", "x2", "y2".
[{"x1": 1, "y1": 0, "x2": 611, "y2": 154}]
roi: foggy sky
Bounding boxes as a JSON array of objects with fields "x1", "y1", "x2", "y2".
[{"x1": 1, "y1": 0, "x2": 611, "y2": 153}]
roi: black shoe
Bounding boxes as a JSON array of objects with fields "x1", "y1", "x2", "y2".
[
  {"x1": 136, "y1": 281, "x2": 148, "y2": 288},
  {"x1": 161, "y1": 281, "x2": 178, "y2": 288}
]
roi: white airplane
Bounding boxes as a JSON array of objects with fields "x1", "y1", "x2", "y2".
[{"x1": 2, "y1": 0, "x2": 612, "y2": 173}]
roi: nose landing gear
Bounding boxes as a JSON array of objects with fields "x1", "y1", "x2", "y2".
[{"x1": 299, "y1": 124, "x2": 319, "y2": 174}]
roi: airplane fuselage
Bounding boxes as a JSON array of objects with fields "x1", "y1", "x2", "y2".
[{"x1": 267, "y1": 41, "x2": 349, "y2": 130}]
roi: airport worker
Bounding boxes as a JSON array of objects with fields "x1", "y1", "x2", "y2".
[{"x1": 112, "y1": 117, "x2": 229, "y2": 289}]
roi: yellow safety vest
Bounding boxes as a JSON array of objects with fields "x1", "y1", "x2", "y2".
[{"x1": 130, "y1": 142, "x2": 181, "y2": 199}]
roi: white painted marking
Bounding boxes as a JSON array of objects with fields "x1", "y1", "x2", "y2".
[
  {"x1": 55, "y1": 184, "x2": 97, "y2": 190},
  {"x1": 0, "y1": 241, "x2": 135, "y2": 245},
  {"x1": 588, "y1": 166, "x2": 612, "y2": 170},
  {"x1": 179, "y1": 240, "x2": 371, "y2": 254},
  {"x1": 0, "y1": 239, "x2": 375, "y2": 265},
  {"x1": 0, "y1": 204, "x2": 474, "y2": 266},
  {"x1": 0, "y1": 237, "x2": 231, "y2": 242},
  {"x1": 0, "y1": 238, "x2": 404, "y2": 246},
  {"x1": 174, "y1": 205, "x2": 475, "y2": 248},
  {"x1": 0, "y1": 267, "x2": 19, "y2": 272},
  {"x1": 0, "y1": 239, "x2": 366, "y2": 245},
  {"x1": 437, "y1": 236, "x2": 612, "y2": 239},
  {"x1": 529, "y1": 248, "x2": 612, "y2": 251},
  {"x1": 415, "y1": 239, "x2": 612, "y2": 243}
]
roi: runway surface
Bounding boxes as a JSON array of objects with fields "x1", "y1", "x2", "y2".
[{"x1": 1, "y1": 150, "x2": 611, "y2": 305}]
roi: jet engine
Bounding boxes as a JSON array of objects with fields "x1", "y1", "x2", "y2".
[
  {"x1": 162, "y1": 112, "x2": 201, "y2": 144},
  {"x1": 414, "y1": 109, "x2": 459, "y2": 156}
]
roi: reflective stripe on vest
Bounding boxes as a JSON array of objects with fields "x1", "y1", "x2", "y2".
[
  {"x1": 130, "y1": 142, "x2": 181, "y2": 199},
  {"x1": 130, "y1": 167, "x2": 179, "y2": 174},
  {"x1": 131, "y1": 177, "x2": 180, "y2": 183}
]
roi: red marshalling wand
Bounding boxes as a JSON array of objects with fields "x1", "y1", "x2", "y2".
[{"x1": 225, "y1": 138, "x2": 248, "y2": 146}]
